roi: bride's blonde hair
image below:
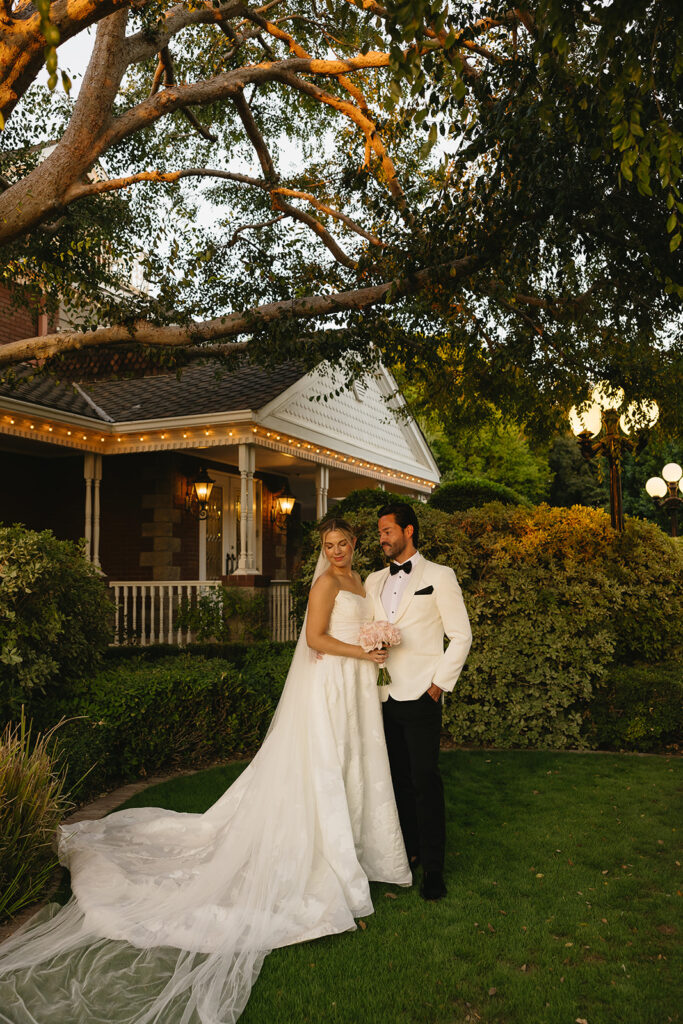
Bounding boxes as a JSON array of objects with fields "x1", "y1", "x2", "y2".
[{"x1": 319, "y1": 517, "x2": 356, "y2": 546}]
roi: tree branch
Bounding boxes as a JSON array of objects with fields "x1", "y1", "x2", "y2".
[
  {"x1": 271, "y1": 187, "x2": 384, "y2": 245},
  {"x1": 232, "y1": 87, "x2": 356, "y2": 267},
  {"x1": 0, "y1": 0, "x2": 129, "y2": 122},
  {"x1": 65, "y1": 167, "x2": 383, "y2": 248},
  {"x1": 232, "y1": 87, "x2": 277, "y2": 179},
  {"x1": 227, "y1": 213, "x2": 285, "y2": 246},
  {"x1": 0, "y1": 254, "x2": 481, "y2": 367},
  {"x1": 124, "y1": 1, "x2": 245, "y2": 66},
  {"x1": 156, "y1": 45, "x2": 218, "y2": 143},
  {"x1": 273, "y1": 68, "x2": 410, "y2": 218},
  {"x1": 64, "y1": 167, "x2": 269, "y2": 202}
]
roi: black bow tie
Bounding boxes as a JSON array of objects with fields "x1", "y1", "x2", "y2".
[{"x1": 390, "y1": 561, "x2": 412, "y2": 576}]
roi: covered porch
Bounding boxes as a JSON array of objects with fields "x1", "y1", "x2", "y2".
[{"x1": 0, "y1": 360, "x2": 440, "y2": 644}]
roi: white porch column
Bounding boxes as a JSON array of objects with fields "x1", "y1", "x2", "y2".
[
  {"x1": 235, "y1": 443, "x2": 256, "y2": 573},
  {"x1": 316, "y1": 465, "x2": 329, "y2": 519},
  {"x1": 83, "y1": 454, "x2": 94, "y2": 561},
  {"x1": 92, "y1": 454, "x2": 103, "y2": 568}
]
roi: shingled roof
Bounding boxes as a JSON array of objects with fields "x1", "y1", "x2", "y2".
[{"x1": 0, "y1": 361, "x2": 304, "y2": 423}]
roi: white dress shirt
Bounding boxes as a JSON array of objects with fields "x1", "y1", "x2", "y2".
[{"x1": 381, "y1": 552, "x2": 422, "y2": 621}]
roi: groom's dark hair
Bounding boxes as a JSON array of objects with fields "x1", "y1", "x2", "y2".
[{"x1": 377, "y1": 502, "x2": 419, "y2": 549}]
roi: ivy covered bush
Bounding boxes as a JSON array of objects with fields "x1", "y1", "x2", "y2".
[
  {"x1": 175, "y1": 586, "x2": 268, "y2": 643},
  {"x1": 33, "y1": 644, "x2": 293, "y2": 802},
  {"x1": 0, "y1": 525, "x2": 113, "y2": 721},
  {"x1": 445, "y1": 505, "x2": 681, "y2": 749},
  {"x1": 294, "y1": 502, "x2": 682, "y2": 750}
]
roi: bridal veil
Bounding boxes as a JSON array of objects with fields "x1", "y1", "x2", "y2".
[{"x1": 0, "y1": 550, "x2": 376, "y2": 1024}]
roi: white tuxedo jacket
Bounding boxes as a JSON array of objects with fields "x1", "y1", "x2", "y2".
[{"x1": 365, "y1": 558, "x2": 472, "y2": 702}]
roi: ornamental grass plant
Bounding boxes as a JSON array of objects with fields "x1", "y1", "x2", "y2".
[{"x1": 0, "y1": 710, "x2": 72, "y2": 919}]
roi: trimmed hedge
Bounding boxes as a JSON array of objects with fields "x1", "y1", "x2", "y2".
[
  {"x1": 103, "y1": 643, "x2": 252, "y2": 666},
  {"x1": 33, "y1": 643, "x2": 294, "y2": 802},
  {"x1": 584, "y1": 661, "x2": 682, "y2": 752},
  {"x1": 428, "y1": 475, "x2": 529, "y2": 512},
  {"x1": 327, "y1": 487, "x2": 421, "y2": 517},
  {"x1": 445, "y1": 504, "x2": 682, "y2": 749}
]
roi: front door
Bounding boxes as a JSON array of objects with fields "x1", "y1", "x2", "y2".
[
  {"x1": 199, "y1": 473, "x2": 262, "y2": 578},
  {"x1": 205, "y1": 485, "x2": 223, "y2": 580}
]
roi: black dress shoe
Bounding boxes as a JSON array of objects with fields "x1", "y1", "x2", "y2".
[{"x1": 420, "y1": 870, "x2": 447, "y2": 901}]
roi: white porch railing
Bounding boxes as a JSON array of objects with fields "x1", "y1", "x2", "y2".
[
  {"x1": 268, "y1": 581, "x2": 297, "y2": 642},
  {"x1": 108, "y1": 580, "x2": 297, "y2": 646}
]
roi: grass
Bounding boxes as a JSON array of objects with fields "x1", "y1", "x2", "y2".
[{"x1": 116, "y1": 750, "x2": 681, "y2": 1024}]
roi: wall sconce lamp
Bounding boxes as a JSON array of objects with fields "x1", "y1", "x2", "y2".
[
  {"x1": 271, "y1": 489, "x2": 295, "y2": 531},
  {"x1": 185, "y1": 466, "x2": 215, "y2": 520}
]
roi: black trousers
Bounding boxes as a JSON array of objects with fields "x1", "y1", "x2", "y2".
[{"x1": 382, "y1": 693, "x2": 445, "y2": 873}]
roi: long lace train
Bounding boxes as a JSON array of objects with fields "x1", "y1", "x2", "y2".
[{"x1": 0, "y1": 590, "x2": 410, "y2": 1023}]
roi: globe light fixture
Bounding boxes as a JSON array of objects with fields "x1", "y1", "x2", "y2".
[
  {"x1": 645, "y1": 476, "x2": 668, "y2": 499},
  {"x1": 619, "y1": 399, "x2": 660, "y2": 435},
  {"x1": 569, "y1": 382, "x2": 659, "y2": 532},
  {"x1": 591, "y1": 380, "x2": 625, "y2": 411},
  {"x1": 645, "y1": 462, "x2": 683, "y2": 537},
  {"x1": 568, "y1": 401, "x2": 602, "y2": 438}
]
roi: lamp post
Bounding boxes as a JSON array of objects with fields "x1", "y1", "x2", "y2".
[
  {"x1": 645, "y1": 463, "x2": 683, "y2": 537},
  {"x1": 569, "y1": 382, "x2": 659, "y2": 532}
]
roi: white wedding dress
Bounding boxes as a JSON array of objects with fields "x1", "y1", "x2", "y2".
[{"x1": 0, "y1": 587, "x2": 410, "y2": 1024}]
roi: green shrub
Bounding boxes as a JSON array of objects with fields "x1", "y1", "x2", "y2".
[
  {"x1": 428, "y1": 474, "x2": 529, "y2": 512},
  {"x1": 0, "y1": 525, "x2": 113, "y2": 721},
  {"x1": 583, "y1": 661, "x2": 682, "y2": 752},
  {"x1": 104, "y1": 642, "x2": 251, "y2": 666},
  {"x1": 293, "y1": 499, "x2": 681, "y2": 750},
  {"x1": 175, "y1": 586, "x2": 268, "y2": 643},
  {"x1": 241, "y1": 640, "x2": 296, "y2": 703},
  {"x1": 0, "y1": 710, "x2": 72, "y2": 920},
  {"x1": 327, "y1": 487, "x2": 421, "y2": 517},
  {"x1": 33, "y1": 651, "x2": 292, "y2": 802}
]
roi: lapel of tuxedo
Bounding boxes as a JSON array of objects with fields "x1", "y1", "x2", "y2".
[
  {"x1": 393, "y1": 557, "x2": 427, "y2": 624},
  {"x1": 372, "y1": 568, "x2": 391, "y2": 620}
]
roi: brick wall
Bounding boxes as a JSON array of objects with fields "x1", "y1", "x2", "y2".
[
  {"x1": 0, "y1": 451, "x2": 84, "y2": 541},
  {"x1": 0, "y1": 286, "x2": 39, "y2": 347},
  {"x1": 99, "y1": 455, "x2": 147, "y2": 579},
  {"x1": 0, "y1": 447, "x2": 298, "y2": 582}
]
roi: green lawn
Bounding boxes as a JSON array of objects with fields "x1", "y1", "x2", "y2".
[{"x1": 118, "y1": 750, "x2": 681, "y2": 1024}]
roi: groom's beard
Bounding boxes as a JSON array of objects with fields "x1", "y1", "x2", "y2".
[{"x1": 381, "y1": 540, "x2": 409, "y2": 561}]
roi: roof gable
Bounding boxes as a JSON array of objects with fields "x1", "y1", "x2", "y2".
[{"x1": 259, "y1": 364, "x2": 439, "y2": 482}]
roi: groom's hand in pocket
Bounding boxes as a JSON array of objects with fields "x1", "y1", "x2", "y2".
[{"x1": 426, "y1": 683, "x2": 442, "y2": 702}]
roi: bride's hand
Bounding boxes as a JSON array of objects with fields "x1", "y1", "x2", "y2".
[{"x1": 364, "y1": 649, "x2": 387, "y2": 664}]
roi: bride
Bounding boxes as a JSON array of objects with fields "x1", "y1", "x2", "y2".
[{"x1": 0, "y1": 518, "x2": 411, "y2": 1024}]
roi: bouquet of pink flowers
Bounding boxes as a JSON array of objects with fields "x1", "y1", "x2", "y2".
[{"x1": 358, "y1": 620, "x2": 401, "y2": 686}]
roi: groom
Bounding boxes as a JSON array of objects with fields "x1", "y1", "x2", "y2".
[{"x1": 365, "y1": 502, "x2": 472, "y2": 901}]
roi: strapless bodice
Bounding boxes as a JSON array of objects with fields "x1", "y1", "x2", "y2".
[{"x1": 327, "y1": 590, "x2": 373, "y2": 644}]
